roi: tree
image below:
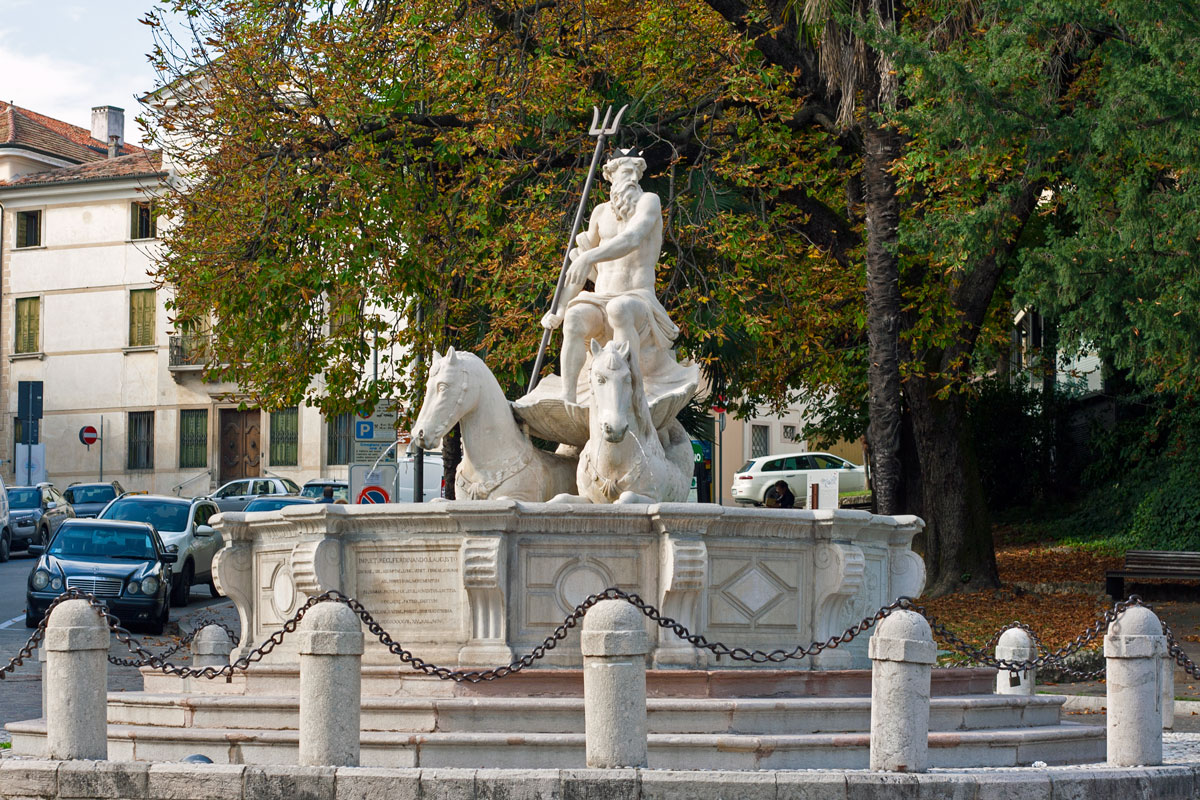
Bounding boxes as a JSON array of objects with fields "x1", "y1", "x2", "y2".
[{"x1": 144, "y1": 0, "x2": 1200, "y2": 597}]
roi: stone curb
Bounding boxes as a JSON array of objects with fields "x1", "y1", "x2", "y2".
[
  {"x1": 0, "y1": 761, "x2": 1198, "y2": 800},
  {"x1": 1060, "y1": 694, "x2": 1200, "y2": 716}
]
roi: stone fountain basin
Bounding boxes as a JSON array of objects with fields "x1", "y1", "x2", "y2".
[{"x1": 211, "y1": 502, "x2": 926, "y2": 671}]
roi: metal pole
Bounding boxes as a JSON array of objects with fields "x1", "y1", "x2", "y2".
[
  {"x1": 717, "y1": 413, "x2": 724, "y2": 505},
  {"x1": 25, "y1": 410, "x2": 31, "y2": 485},
  {"x1": 528, "y1": 104, "x2": 628, "y2": 395},
  {"x1": 413, "y1": 306, "x2": 424, "y2": 503},
  {"x1": 98, "y1": 417, "x2": 104, "y2": 481}
]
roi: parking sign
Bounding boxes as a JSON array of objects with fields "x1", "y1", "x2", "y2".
[{"x1": 355, "y1": 420, "x2": 374, "y2": 440}]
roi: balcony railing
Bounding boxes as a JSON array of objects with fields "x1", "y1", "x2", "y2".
[{"x1": 168, "y1": 334, "x2": 211, "y2": 369}]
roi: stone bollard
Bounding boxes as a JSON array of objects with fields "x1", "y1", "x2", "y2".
[
  {"x1": 994, "y1": 627, "x2": 1036, "y2": 696},
  {"x1": 297, "y1": 601, "x2": 364, "y2": 767},
  {"x1": 44, "y1": 599, "x2": 109, "y2": 760},
  {"x1": 581, "y1": 599, "x2": 649, "y2": 768},
  {"x1": 869, "y1": 609, "x2": 936, "y2": 772},
  {"x1": 38, "y1": 644, "x2": 48, "y2": 719},
  {"x1": 191, "y1": 624, "x2": 234, "y2": 669},
  {"x1": 1106, "y1": 605, "x2": 1166, "y2": 766},
  {"x1": 1162, "y1": 650, "x2": 1175, "y2": 730}
]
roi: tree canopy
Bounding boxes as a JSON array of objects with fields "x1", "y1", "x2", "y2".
[{"x1": 145, "y1": 0, "x2": 1200, "y2": 595}]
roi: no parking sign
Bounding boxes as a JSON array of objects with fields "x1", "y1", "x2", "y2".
[
  {"x1": 357, "y1": 485, "x2": 390, "y2": 504},
  {"x1": 349, "y1": 463, "x2": 398, "y2": 505}
]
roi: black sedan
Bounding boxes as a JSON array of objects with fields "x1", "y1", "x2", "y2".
[
  {"x1": 63, "y1": 481, "x2": 127, "y2": 518},
  {"x1": 26, "y1": 519, "x2": 176, "y2": 633}
]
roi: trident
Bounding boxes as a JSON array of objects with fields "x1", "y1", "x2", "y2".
[{"x1": 528, "y1": 103, "x2": 629, "y2": 394}]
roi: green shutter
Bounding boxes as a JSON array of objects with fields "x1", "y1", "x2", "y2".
[
  {"x1": 270, "y1": 407, "x2": 299, "y2": 466},
  {"x1": 179, "y1": 409, "x2": 208, "y2": 468},
  {"x1": 130, "y1": 290, "x2": 155, "y2": 346},
  {"x1": 15, "y1": 298, "x2": 38, "y2": 353}
]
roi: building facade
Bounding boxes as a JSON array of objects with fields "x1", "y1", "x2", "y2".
[{"x1": 0, "y1": 103, "x2": 347, "y2": 494}]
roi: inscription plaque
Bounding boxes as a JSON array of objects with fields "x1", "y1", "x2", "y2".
[{"x1": 354, "y1": 545, "x2": 465, "y2": 640}]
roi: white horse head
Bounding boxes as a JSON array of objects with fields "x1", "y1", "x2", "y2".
[
  {"x1": 588, "y1": 339, "x2": 647, "y2": 444},
  {"x1": 413, "y1": 347, "x2": 478, "y2": 450}
]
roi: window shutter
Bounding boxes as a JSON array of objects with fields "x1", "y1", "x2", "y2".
[
  {"x1": 131, "y1": 204, "x2": 139, "y2": 240},
  {"x1": 16, "y1": 298, "x2": 39, "y2": 353},
  {"x1": 130, "y1": 290, "x2": 155, "y2": 346}
]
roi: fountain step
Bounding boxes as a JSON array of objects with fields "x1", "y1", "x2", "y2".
[
  {"x1": 142, "y1": 665, "x2": 999, "y2": 698},
  {"x1": 102, "y1": 692, "x2": 1066, "y2": 734},
  {"x1": 4, "y1": 719, "x2": 1105, "y2": 770}
]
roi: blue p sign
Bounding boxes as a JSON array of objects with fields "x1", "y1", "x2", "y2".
[{"x1": 355, "y1": 420, "x2": 374, "y2": 440}]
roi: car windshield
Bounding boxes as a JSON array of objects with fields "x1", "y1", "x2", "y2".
[
  {"x1": 283, "y1": 478, "x2": 301, "y2": 493},
  {"x1": 49, "y1": 526, "x2": 156, "y2": 559},
  {"x1": 302, "y1": 484, "x2": 347, "y2": 500},
  {"x1": 100, "y1": 499, "x2": 190, "y2": 532},
  {"x1": 300, "y1": 485, "x2": 323, "y2": 498},
  {"x1": 245, "y1": 497, "x2": 312, "y2": 512},
  {"x1": 65, "y1": 486, "x2": 116, "y2": 504},
  {"x1": 7, "y1": 488, "x2": 39, "y2": 509}
]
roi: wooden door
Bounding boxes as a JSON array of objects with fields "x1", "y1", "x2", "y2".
[{"x1": 219, "y1": 409, "x2": 261, "y2": 483}]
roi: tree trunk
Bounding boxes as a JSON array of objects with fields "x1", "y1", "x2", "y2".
[
  {"x1": 863, "y1": 120, "x2": 904, "y2": 516},
  {"x1": 907, "y1": 374, "x2": 999, "y2": 596}
]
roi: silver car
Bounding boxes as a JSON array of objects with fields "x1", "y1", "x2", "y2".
[
  {"x1": 98, "y1": 494, "x2": 223, "y2": 606},
  {"x1": 210, "y1": 477, "x2": 302, "y2": 512}
]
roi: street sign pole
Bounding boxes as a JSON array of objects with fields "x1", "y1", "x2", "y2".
[{"x1": 99, "y1": 417, "x2": 104, "y2": 481}]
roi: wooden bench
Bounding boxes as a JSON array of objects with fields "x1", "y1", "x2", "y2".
[{"x1": 1106, "y1": 550, "x2": 1200, "y2": 600}]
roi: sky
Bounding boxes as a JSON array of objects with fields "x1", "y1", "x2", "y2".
[{"x1": 0, "y1": 0, "x2": 166, "y2": 143}]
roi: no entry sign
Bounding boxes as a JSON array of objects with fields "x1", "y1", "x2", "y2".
[
  {"x1": 79, "y1": 426, "x2": 99, "y2": 446},
  {"x1": 357, "y1": 485, "x2": 390, "y2": 504}
]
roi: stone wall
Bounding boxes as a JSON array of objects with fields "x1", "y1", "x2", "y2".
[{"x1": 1, "y1": 760, "x2": 1196, "y2": 799}]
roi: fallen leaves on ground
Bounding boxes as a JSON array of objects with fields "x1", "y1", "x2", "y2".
[
  {"x1": 920, "y1": 589, "x2": 1111, "y2": 652},
  {"x1": 917, "y1": 540, "x2": 1125, "y2": 652},
  {"x1": 994, "y1": 543, "x2": 1122, "y2": 586}
]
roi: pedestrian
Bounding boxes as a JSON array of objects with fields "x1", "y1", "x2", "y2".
[
  {"x1": 317, "y1": 485, "x2": 336, "y2": 504},
  {"x1": 763, "y1": 480, "x2": 795, "y2": 509}
]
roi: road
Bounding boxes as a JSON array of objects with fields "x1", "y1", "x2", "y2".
[{"x1": 0, "y1": 548, "x2": 235, "y2": 741}]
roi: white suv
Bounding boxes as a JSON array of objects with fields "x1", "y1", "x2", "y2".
[
  {"x1": 97, "y1": 494, "x2": 223, "y2": 606},
  {"x1": 730, "y1": 452, "x2": 867, "y2": 506}
]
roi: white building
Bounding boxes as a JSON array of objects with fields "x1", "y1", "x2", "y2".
[{"x1": 0, "y1": 102, "x2": 349, "y2": 494}]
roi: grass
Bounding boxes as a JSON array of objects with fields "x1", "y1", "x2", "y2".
[{"x1": 0, "y1": 741, "x2": 10, "y2": 750}]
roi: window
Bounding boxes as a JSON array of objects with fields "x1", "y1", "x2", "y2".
[
  {"x1": 14, "y1": 297, "x2": 39, "y2": 354},
  {"x1": 15, "y1": 210, "x2": 41, "y2": 248},
  {"x1": 751, "y1": 424, "x2": 770, "y2": 458},
  {"x1": 763, "y1": 458, "x2": 786, "y2": 472},
  {"x1": 179, "y1": 409, "x2": 208, "y2": 469},
  {"x1": 782, "y1": 424, "x2": 797, "y2": 441},
  {"x1": 127, "y1": 411, "x2": 154, "y2": 470},
  {"x1": 326, "y1": 412, "x2": 351, "y2": 465},
  {"x1": 130, "y1": 201, "x2": 157, "y2": 240},
  {"x1": 811, "y1": 454, "x2": 845, "y2": 470},
  {"x1": 129, "y1": 289, "x2": 156, "y2": 347},
  {"x1": 270, "y1": 407, "x2": 299, "y2": 466}
]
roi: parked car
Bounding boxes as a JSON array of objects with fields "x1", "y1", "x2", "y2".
[
  {"x1": 243, "y1": 496, "x2": 316, "y2": 512},
  {"x1": 0, "y1": 474, "x2": 11, "y2": 563},
  {"x1": 209, "y1": 476, "x2": 302, "y2": 512},
  {"x1": 97, "y1": 494, "x2": 222, "y2": 606},
  {"x1": 300, "y1": 479, "x2": 349, "y2": 503},
  {"x1": 7, "y1": 483, "x2": 75, "y2": 553},
  {"x1": 26, "y1": 519, "x2": 175, "y2": 633},
  {"x1": 730, "y1": 452, "x2": 867, "y2": 506},
  {"x1": 63, "y1": 480, "x2": 127, "y2": 518}
]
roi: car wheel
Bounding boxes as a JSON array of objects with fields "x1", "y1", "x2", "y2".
[
  {"x1": 38, "y1": 525, "x2": 50, "y2": 547},
  {"x1": 208, "y1": 578, "x2": 222, "y2": 598},
  {"x1": 25, "y1": 607, "x2": 38, "y2": 628},
  {"x1": 0, "y1": 530, "x2": 9, "y2": 563},
  {"x1": 171, "y1": 561, "x2": 193, "y2": 607}
]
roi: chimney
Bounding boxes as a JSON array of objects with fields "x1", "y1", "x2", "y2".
[
  {"x1": 108, "y1": 136, "x2": 120, "y2": 159},
  {"x1": 90, "y1": 106, "x2": 124, "y2": 155}
]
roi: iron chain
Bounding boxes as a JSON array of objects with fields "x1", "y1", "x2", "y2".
[{"x1": 6, "y1": 588, "x2": 1200, "y2": 687}]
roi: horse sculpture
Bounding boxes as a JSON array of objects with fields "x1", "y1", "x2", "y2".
[
  {"x1": 551, "y1": 339, "x2": 692, "y2": 504},
  {"x1": 412, "y1": 348, "x2": 577, "y2": 501}
]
